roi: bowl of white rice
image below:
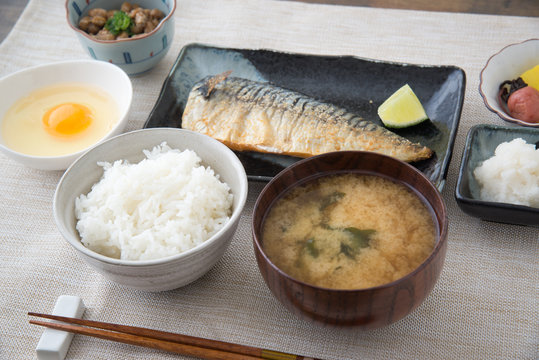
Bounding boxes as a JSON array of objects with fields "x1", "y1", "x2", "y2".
[
  {"x1": 455, "y1": 124, "x2": 539, "y2": 227},
  {"x1": 53, "y1": 128, "x2": 248, "y2": 291}
]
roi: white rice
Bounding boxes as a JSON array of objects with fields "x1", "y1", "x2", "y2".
[
  {"x1": 75, "y1": 142, "x2": 233, "y2": 261},
  {"x1": 473, "y1": 138, "x2": 539, "y2": 207}
]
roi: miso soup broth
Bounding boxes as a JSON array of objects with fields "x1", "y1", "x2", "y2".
[{"x1": 261, "y1": 173, "x2": 437, "y2": 290}]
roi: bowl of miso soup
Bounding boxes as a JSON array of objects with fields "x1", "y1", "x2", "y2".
[{"x1": 252, "y1": 151, "x2": 448, "y2": 328}]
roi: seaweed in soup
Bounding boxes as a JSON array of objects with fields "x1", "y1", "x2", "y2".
[{"x1": 261, "y1": 173, "x2": 436, "y2": 290}]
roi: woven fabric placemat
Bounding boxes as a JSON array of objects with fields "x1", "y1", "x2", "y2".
[{"x1": 0, "y1": 0, "x2": 537, "y2": 359}]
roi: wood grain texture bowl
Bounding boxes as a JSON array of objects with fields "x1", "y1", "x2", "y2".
[{"x1": 252, "y1": 151, "x2": 448, "y2": 328}]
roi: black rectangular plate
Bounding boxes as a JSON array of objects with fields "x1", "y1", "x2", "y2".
[{"x1": 144, "y1": 43, "x2": 466, "y2": 190}]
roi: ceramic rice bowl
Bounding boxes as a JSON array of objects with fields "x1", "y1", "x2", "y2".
[{"x1": 53, "y1": 128, "x2": 248, "y2": 291}]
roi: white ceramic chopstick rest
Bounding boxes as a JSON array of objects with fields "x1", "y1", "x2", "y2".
[{"x1": 35, "y1": 295, "x2": 85, "y2": 360}]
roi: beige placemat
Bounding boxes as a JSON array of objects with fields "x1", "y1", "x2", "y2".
[{"x1": 0, "y1": 0, "x2": 537, "y2": 359}]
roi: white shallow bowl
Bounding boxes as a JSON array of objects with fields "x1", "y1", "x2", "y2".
[
  {"x1": 479, "y1": 38, "x2": 539, "y2": 127},
  {"x1": 53, "y1": 128, "x2": 248, "y2": 292},
  {"x1": 0, "y1": 60, "x2": 132, "y2": 170},
  {"x1": 66, "y1": 0, "x2": 176, "y2": 76}
]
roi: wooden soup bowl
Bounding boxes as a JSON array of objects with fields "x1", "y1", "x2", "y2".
[{"x1": 252, "y1": 151, "x2": 448, "y2": 328}]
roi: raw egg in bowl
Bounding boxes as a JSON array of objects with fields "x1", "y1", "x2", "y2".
[{"x1": 0, "y1": 60, "x2": 132, "y2": 170}]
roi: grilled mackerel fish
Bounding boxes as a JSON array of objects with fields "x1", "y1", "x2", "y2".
[{"x1": 182, "y1": 73, "x2": 433, "y2": 162}]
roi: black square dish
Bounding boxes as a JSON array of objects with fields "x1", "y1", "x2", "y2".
[
  {"x1": 455, "y1": 124, "x2": 539, "y2": 226},
  {"x1": 144, "y1": 43, "x2": 466, "y2": 189}
]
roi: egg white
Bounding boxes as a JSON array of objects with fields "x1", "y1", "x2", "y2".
[{"x1": 1, "y1": 82, "x2": 119, "y2": 157}]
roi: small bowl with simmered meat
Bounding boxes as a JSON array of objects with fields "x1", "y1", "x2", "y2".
[{"x1": 66, "y1": 0, "x2": 176, "y2": 75}]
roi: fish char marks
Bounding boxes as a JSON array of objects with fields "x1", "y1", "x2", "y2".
[{"x1": 182, "y1": 73, "x2": 434, "y2": 162}]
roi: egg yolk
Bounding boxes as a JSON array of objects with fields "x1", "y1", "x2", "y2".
[{"x1": 42, "y1": 103, "x2": 93, "y2": 137}]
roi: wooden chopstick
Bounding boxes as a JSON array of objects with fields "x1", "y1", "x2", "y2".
[{"x1": 28, "y1": 312, "x2": 320, "y2": 360}]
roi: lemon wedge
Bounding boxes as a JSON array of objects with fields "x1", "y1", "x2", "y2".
[
  {"x1": 521, "y1": 64, "x2": 539, "y2": 91},
  {"x1": 377, "y1": 84, "x2": 428, "y2": 128}
]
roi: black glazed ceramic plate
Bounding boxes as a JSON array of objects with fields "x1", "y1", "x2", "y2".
[
  {"x1": 455, "y1": 124, "x2": 539, "y2": 227},
  {"x1": 144, "y1": 43, "x2": 466, "y2": 189}
]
